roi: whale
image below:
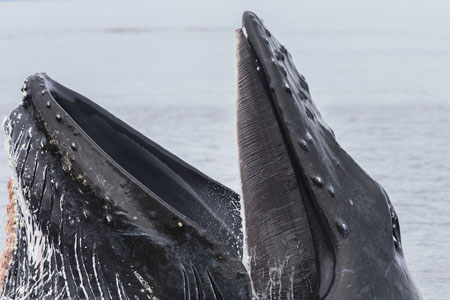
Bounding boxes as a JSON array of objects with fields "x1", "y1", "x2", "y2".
[
  {"x1": 236, "y1": 11, "x2": 423, "y2": 300},
  {"x1": 0, "y1": 74, "x2": 252, "y2": 299},
  {"x1": 0, "y1": 10, "x2": 423, "y2": 300}
]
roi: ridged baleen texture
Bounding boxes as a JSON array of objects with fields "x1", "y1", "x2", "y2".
[{"x1": 236, "y1": 29, "x2": 317, "y2": 300}]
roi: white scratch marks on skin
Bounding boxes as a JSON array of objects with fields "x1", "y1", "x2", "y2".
[
  {"x1": 8, "y1": 161, "x2": 58, "y2": 299},
  {"x1": 287, "y1": 265, "x2": 295, "y2": 300},
  {"x1": 12, "y1": 129, "x2": 24, "y2": 154},
  {"x1": 79, "y1": 235, "x2": 95, "y2": 298},
  {"x1": 95, "y1": 250, "x2": 113, "y2": 299},
  {"x1": 59, "y1": 193, "x2": 65, "y2": 214},
  {"x1": 92, "y1": 247, "x2": 105, "y2": 300},
  {"x1": 74, "y1": 232, "x2": 88, "y2": 299},
  {"x1": 59, "y1": 247, "x2": 71, "y2": 300},
  {"x1": 2, "y1": 109, "x2": 166, "y2": 300},
  {"x1": 115, "y1": 273, "x2": 128, "y2": 300}
]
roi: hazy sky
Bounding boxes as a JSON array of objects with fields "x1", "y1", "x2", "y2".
[{"x1": 1, "y1": 0, "x2": 449, "y2": 107}]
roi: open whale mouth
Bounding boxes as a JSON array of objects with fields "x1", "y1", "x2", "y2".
[{"x1": 0, "y1": 74, "x2": 252, "y2": 299}]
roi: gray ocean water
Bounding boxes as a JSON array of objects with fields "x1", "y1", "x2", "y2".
[{"x1": 0, "y1": 0, "x2": 449, "y2": 298}]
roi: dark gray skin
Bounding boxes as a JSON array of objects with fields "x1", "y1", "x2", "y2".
[
  {"x1": 1, "y1": 74, "x2": 252, "y2": 299},
  {"x1": 237, "y1": 11, "x2": 423, "y2": 300}
]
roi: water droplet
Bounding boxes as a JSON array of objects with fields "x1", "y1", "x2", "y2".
[
  {"x1": 178, "y1": 221, "x2": 183, "y2": 227},
  {"x1": 106, "y1": 214, "x2": 112, "y2": 223},
  {"x1": 46, "y1": 101, "x2": 51, "y2": 108},
  {"x1": 133, "y1": 216, "x2": 138, "y2": 221},
  {"x1": 336, "y1": 220, "x2": 349, "y2": 237},
  {"x1": 70, "y1": 142, "x2": 77, "y2": 151},
  {"x1": 256, "y1": 66, "x2": 260, "y2": 71},
  {"x1": 56, "y1": 114, "x2": 61, "y2": 121},
  {"x1": 39, "y1": 138, "x2": 47, "y2": 149},
  {"x1": 41, "y1": 90, "x2": 46, "y2": 95},
  {"x1": 305, "y1": 132, "x2": 313, "y2": 142},
  {"x1": 311, "y1": 176, "x2": 323, "y2": 188},
  {"x1": 393, "y1": 235, "x2": 402, "y2": 249},
  {"x1": 299, "y1": 139, "x2": 309, "y2": 152},
  {"x1": 283, "y1": 83, "x2": 292, "y2": 93},
  {"x1": 327, "y1": 185, "x2": 335, "y2": 198}
]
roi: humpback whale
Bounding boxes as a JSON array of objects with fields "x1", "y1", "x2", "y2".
[
  {"x1": 0, "y1": 74, "x2": 251, "y2": 299},
  {"x1": 0, "y1": 10, "x2": 422, "y2": 300},
  {"x1": 236, "y1": 11, "x2": 423, "y2": 300}
]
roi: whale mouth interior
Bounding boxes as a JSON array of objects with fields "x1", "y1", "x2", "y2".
[
  {"x1": 46, "y1": 80, "x2": 212, "y2": 226},
  {"x1": 43, "y1": 78, "x2": 243, "y2": 258},
  {"x1": 48, "y1": 82, "x2": 183, "y2": 196}
]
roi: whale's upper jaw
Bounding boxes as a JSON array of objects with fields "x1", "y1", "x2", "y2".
[
  {"x1": 0, "y1": 73, "x2": 252, "y2": 299},
  {"x1": 237, "y1": 11, "x2": 422, "y2": 299}
]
